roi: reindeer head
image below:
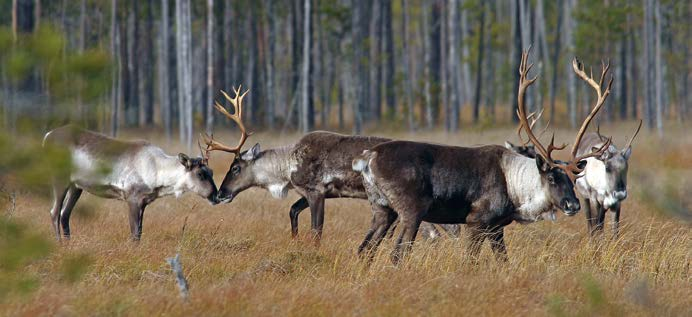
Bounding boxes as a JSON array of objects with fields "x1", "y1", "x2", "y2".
[
  {"x1": 588, "y1": 121, "x2": 641, "y2": 207},
  {"x1": 216, "y1": 143, "x2": 266, "y2": 203},
  {"x1": 177, "y1": 153, "x2": 218, "y2": 205},
  {"x1": 516, "y1": 49, "x2": 612, "y2": 216},
  {"x1": 201, "y1": 86, "x2": 259, "y2": 204}
]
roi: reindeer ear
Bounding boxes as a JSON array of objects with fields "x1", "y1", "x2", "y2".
[
  {"x1": 622, "y1": 146, "x2": 632, "y2": 160},
  {"x1": 178, "y1": 153, "x2": 193, "y2": 170},
  {"x1": 536, "y1": 154, "x2": 551, "y2": 173},
  {"x1": 241, "y1": 143, "x2": 261, "y2": 161},
  {"x1": 504, "y1": 141, "x2": 514, "y2": 150}
]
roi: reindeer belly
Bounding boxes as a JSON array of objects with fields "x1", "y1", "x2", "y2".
[{"x1": 423, "y1": 199, "x2": 472, "y2": 224}]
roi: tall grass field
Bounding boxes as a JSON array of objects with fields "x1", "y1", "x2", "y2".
[{"x1": 1, "y1": 123, "x2": 689, "y2": 316}]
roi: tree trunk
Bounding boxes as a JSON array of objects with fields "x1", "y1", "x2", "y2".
[
  {"x1": 472, "y1": 2, "x2": 485, "y2": 123},
  {"x1": 291, "y1": 0, "x2": 302, "y2": 129},
  {"x1": 447, "y1": 0, "x2": 461, "y2": 131},
  {"x1": 401, "y1": 0, "x2": 415, "y2": 131},
  {"x1": 428, "y1": 0, "x2": 442, "y2": 129},
  {"x1": 460, "y1": 1, "x2": 471, "y2": 107},
  {"x1": 565, "y1": 0, "x2": 576, "y2": 127},
  {"x1": 382, "y1": 0, "x2": 396, "y2": 120},
  {"x1": 511, "y1": 0, "x2": 522, "y2": 123},
  {"x1": 110, "y1": 0, "x2": 120, "y2": 137},
  {"x1": 175, "y1": 0, "x2": 193, "y2": 149},
  {"x1": 352, "y1": 0, "x2": 367, "y2": 134},
  {"x1": 644, "y1": 0, "x2": 655, "y2": 130},
  {"x1": 549, "y1": 0, "x2": 563, "y2": 123},
  {"x1": 206, "y1": 0, "x2": 214, "y2": 133},
  {"x1": 159, "y1": 0, "x2": 171, "y2": 140},
  {"x1": 264, "y1": 0, "x2": 276, "y2": 129},
  {"x1": 140, "y1": 0, "x2": 154, "y2": 126},
  {"x1": 300, "y1": 0, "x2": 313, "y2": 133},
  {"x1": 422, "y1": 0, "x2": 432, "y2": 129},
  {"x1": 654, "y1": 0, "x2": 663, "y2": 136},
  {"x1": 618, "y1": 35, "x2": 628, "y2": 120}
]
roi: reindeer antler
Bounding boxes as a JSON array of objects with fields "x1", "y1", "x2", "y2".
[
  {"x1": 202, "y1": 86, "x2": 252, "y2": 158},
  {"x1": 623, "y1": 119, "x2": 643, "y2": 150},
  {"x1": 516, "y1": 108, "x2": 549, "y2": 146},
  {"x1": 566, "y1": 58, "x2": 614, "y2": 175},
  {"x1": 516, "y1": 48, "x2": 566, "y2": 167}
]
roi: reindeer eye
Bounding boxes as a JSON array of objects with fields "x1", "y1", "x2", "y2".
[
  {"x1": 547, "y1": 175, "x2": 555, "y2": 184},
  {"x1": 231, "y1": 166, "x2": 241, "y2": 175}
]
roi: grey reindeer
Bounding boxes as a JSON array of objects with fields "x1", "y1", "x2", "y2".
[
  {"x1": 575, "y1": 120, "x2": 642, "y2": 237},
  {"x1": 43, "y1": 125, "x2": 218, "y2": 241},
  {"x1": 351, "y1": 53, "x2": 612, "y2": 264},
  {"x1": 201, "y1": 87, "x2": 458, "y2": 242}
]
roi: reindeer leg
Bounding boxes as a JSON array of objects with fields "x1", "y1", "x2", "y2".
[
  {"x1": 289, "y1": 197, "x2": 309, "y2": 238},
  {"x1": 385, "y1": 217, "x2": 399, "y2": 239},
  {"x1": 611, "y1": 205, "x2": 621, "y2": 239},
  {"x1": 358, "y1": 205, "x2": 397, "y2": 259},
  {"x1": 60, "y1": 185, "x2": 83, "y2": 240},
  {"x1": 390, "y1": 213, "x2": 424, "y2": 265},
  {"x1": 593, "y1": 201, "x2": 606, "y2": 234},
  {"x1": 583, "y1": 197, "x2": 594, "y2": 235},
  {"x1": 127, "y1": 200, "x2": 146, "y2": 242},
  {"x1": 307, "y1": 194, "x2": 325, "y2": 243},
  {"x1": 489, "y1": 227, "x2": 508, "y2": 262},
  {"x1": 50, "y1": 184, "x2": 70, "y2": 241}
]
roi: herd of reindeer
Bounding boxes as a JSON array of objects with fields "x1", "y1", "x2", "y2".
[{"x1": 42, "y1": 50, "x2": 642, "y2": 264}]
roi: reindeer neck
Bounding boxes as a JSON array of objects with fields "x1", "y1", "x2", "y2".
[
  {"x1": 253, "y1": 145, "x2": 295, "y2": 191},
  {"x1": 146, "y1": 148, "x2": 189, "y2": 197},
  {"x1": 501, "y1": 153, "x2": 552, "y2": 220}
]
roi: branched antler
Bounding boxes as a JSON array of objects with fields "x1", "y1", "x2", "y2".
[
  {"x1": 567, "y1": 58, "x2": 614, "y2": 175},
  {"x1": 516, "y1": 48, "x2": 566, "y2": 167},
  {"x1": 201, "y1": 86, "x2": 252, "y2": 158}
]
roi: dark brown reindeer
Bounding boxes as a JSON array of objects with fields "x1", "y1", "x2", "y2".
[
  {"x1": 43, "y1": 125, "x2": 218, "y2": 241},
  {"x1": 202, "y1": 87, "x2": 458, "y2": 241},
  {"x1": 571, "y1": 60, "x2": 642, "y2": 237},
  {"x1": 351, "y1": 50, "x2": 611, "y2": 264}
]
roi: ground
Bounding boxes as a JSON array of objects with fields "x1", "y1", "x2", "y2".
[{"x1": 1, "y1": 122, "x2": 690, "y2": 316}]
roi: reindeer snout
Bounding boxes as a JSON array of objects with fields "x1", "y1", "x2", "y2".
[
  {"x1": 561, "y1": 198, "x2": 580, "y2": 215},
  {"x1": 216, "y1": 189, "x2": 234, "y2": 204},
  {"x1": 613, "y1": 190, "x2": 627, "y2": 200}
]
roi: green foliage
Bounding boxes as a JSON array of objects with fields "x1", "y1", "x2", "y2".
[
  {"x1": 546, "y1": 273, "x2": 624, "y2": 317},
  {"x1": 573, "y1": 0, "x2": 633, "y2": 60},
  {"x1": 60, "y1": 253, "x2": 94, "y2": 284},
  {"x1": 0, "y1": 24, "x2": 112, "y2": 127},
  {"x1": 0, "y1": 218, "x2": 53, "y2": 299},
  {"x1": 0, "y1": 132, "x2": 72, "y2": 196}
]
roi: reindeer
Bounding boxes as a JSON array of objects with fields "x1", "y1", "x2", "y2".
[
  {"x1": 575, "y1": 118, "x2": 642, "y2": 237},
  {"x1": 351, "y1": 51, "x2": 612, "y2": 264},
  {"x1": 43, "y1": 125, "x2": 218, "y2": 241},
  {"x1": 201, "y1": 87, "x2": 459, "y2": 241}
]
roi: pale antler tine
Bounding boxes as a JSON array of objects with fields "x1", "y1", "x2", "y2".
[
  {"x1": 624, "y1": 119, "x2": 643, "y2": 150},
  {"x1": 537, "y1": 119, "x2": 551, "y2": 139}
]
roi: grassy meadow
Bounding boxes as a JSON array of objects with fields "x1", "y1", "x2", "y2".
[{"x1": 1, "y1": 122, "x2": 690, "y2": 316}]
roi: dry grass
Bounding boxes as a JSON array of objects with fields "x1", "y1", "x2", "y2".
[{"x1": 1, "y1": 122, "x2": 690, "y2": 316}]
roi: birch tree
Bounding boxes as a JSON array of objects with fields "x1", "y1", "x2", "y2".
[
  {"x1": 159, "y1": 0, "x2": 171, "y2": 140},
  {"x1": 206, "y1": 0, "x2": 214, "y2": 133}
]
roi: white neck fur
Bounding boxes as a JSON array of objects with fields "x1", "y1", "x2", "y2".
[
  {"x1": 501, "y1": 153, "x2": 553, "y2": 222},
  {"x1": 252, "y1": 146, "x2": 294, "y2": 199}
]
